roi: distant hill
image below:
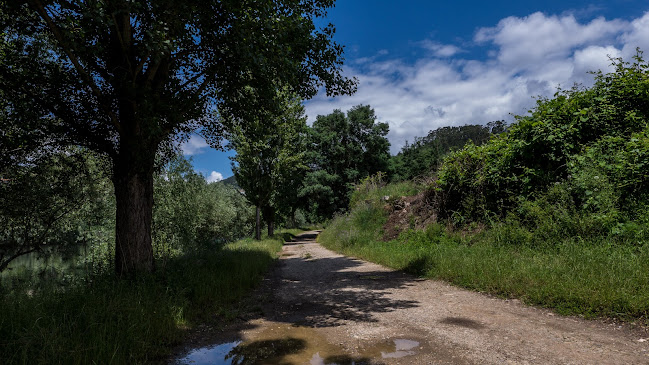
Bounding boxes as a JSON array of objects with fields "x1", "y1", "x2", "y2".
[{"x1": 220, "y1": 175, "x2": 238, "y2": 188}]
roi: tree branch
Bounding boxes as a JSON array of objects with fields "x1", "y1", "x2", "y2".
[
  {"x1": 132, "y1": 52, "x2": 151, "y2": 83},
  {"x1": 194, "y1": 72, "x2": 216, "y2": 96},
  {"x1": 28, "y1": 0, "x2": 122, "y2": 134},
  {"x1": 0, "y1": 247, "x2": 40, "y2": 273}
]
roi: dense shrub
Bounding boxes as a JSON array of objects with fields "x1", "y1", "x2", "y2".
[
  {"x1": 153, "y1": 157, "x2": 254, "y2": 258},
  {"x1": 435, "y1": 52, "x2": 649, "y2": 225}
]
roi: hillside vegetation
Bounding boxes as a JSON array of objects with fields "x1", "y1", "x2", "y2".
[{"x1": 320, "y1": 53, "x2": 649, "y2": 322}]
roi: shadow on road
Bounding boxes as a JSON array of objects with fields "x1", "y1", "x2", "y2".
[
  {"x1": 172, "y1": 231, "x2": 419, "y2": 364},
  {"x1": 269, "y1": 235, "x2": 421, "y2": 328}
]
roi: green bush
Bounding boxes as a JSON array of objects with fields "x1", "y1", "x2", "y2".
[
  {"x1": 435, "y1": 53, "x2": 649, "y2": 223},
  {"x1": 153, "y1": 156, "x2": 254, "y2": 258}
]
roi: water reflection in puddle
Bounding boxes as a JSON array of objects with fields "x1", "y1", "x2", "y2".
[
  {"x1": 176, "y1": 341, "x2": 241, "y2": 365},
  {"x1": 381, "y1": 339, "x2": 420, "y2": 359},
  {"x1": 175, "y1": 323, "x2": 420, "y2": 365}
]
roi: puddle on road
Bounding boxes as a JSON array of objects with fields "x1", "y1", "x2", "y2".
[
  {"x1": 378, "y1": 339, "x2": 420, "y2": 358},
  {"x1": 175, "y1": 323, "x2": 421, "y2": 364},
  {"x1": 176, "y1": 341, "x2": 241, "y2": 365}
]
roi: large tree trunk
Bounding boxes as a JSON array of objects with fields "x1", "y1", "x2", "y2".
[
  {"x1": 267, "y1": 220, "x2": 274, "y2": 237},
  {"x1": 290, "y1": 207, "x2": 297, "y2": 229},
  {"x1": 113, "y1": 148, "x2": 155, "y2": 277},
  {"x1": 261, "y1": 204, "x2": 275, "y2": 237},
  {"x1": 255, "y1": 206, "x2": 261, "y2": 240}
]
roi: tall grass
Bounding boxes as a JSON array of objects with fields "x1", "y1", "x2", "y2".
[
  {"x1": 0, "y1": 231, "x2": 297, "y2": 364},
  {"x1": 319, "y1": 185, "x2": 649, "y2": 323}
]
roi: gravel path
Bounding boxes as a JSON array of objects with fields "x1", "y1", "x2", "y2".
[{"x1": 182, "y1": 231, "x2": 649, "y2": 364}]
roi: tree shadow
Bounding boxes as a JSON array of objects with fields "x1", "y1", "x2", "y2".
[
  {"x1": 321, "y1": 354, "x2": 380, "y2": 365},
  {"x1": 402, "y1": 256, "x2": 435, "y2": 276},
  {"x1": 270, "y1": 243, "x2": 421, "y2": 327},
  {"x1": 275, "y1": 232, "x2": 299, "y2": 243},
  {"x1": 172, "y1": 231, "x2": 424, "y2": 364},
  {"x1": 440, "y1": 316, "x2": 486, "y2": 330},
  {"x1": 282, "y1": 232, "x2": 319, "y2": 245}
]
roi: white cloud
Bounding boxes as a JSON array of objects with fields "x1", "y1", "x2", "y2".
[
  {"x1": 475, "y1": 12, "x2": 626, "y2": 70},
  {"x1": 206, "y1": 171, "x2": 224, "y2": 183},
  {"x1": 304, "y1": 11, "x2": 649, "y2": 154},
  {"x1": 420, "y1": 40, "x2": 463, "y2": 57},
  {"x1": 180, "y1": 134, "x2": 209, "y2": 155},
  {"x1": 622, "y1": 12, "x2": 649, "y2": 57}
]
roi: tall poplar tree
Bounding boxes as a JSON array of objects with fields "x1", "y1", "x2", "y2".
[{"x1": 228, "y1": 91, "x2": 307, "y2": 239}]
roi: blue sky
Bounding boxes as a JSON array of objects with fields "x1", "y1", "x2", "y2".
[{"x1": 184, "y1": 0, "x2": 649, "y2": 181}]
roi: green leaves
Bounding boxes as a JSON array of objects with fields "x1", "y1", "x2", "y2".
[
  {"x1": 434, "y1": 52, "x2": 649, "y2": 224},
  {"x1": 228, "y1": 89, "x2": 308, "y2": 231},
  {"x1": 0, "y1": 149, "x2": 113, "y2": 272},
  {"x1": 153, "y1": 155, "x2": 254, "y2": 253},
  {"x1": 301, "y1": 104, "x2": 391, "y2": 220}
]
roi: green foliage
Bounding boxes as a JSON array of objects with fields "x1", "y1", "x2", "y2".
[
  {"x1": 436, "y1": 52, "x2": 649, "y2": 223},
  {"x1": 1, "y1": 152, "x2": 255, "y2": 276},
  {"x1": 227, "y1": 90, "x2": 308, "y2": 236},
  {"x1": 390, "y1": 121, "x2": 506, "y2": 182},
  {"x1": 2, "y1": 0, "x2": 356, "y2": 274},
  {"x1": 318, "y1": 201, "x2": 385, "y2": 249},
  {"x1": 0, "y1": 149, "x2": 113, "y2": 272},
  {"x1": 350, "y1": 172, "x2": 421, "y2": 209},
  {"x1": 301, "y1": 105, "x2": 391, "y2": 220},
  {"x1": 153, "y1": 156, "x2": 254, "y2": 256},
  {"x1": 569, "y1": 128, "x2": 649, "y2": 211}
]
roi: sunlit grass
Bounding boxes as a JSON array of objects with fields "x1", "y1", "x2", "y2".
[{"x1": 319, "y1": 202, "x2": 649, "y2": 323}]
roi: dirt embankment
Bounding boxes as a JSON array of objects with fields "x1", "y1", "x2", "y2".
[{"x1": 382, "y1": 192, "x2": 437, "y2": 240}]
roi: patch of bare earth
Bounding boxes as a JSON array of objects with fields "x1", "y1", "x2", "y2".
[
  {"x1": 173, "y1": 231, "x2": 649, "y2": 364},
  {"x1": 382, "y1": 192, "x2": 438, "y2": 240}
]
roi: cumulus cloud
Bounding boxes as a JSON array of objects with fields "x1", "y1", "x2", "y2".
[
  {"x1": 475, "y1": 12, "x2": 626, "y2": 70},
  {"x1": 180, "y1": 134, "x2": 209, "y2": 155},
  {"x1": 206, "y1": 171, "x2": 224, "y2": 183},
  {"x1": 420, "y1": 40, "x2": 463, "y2": 57},
  {"x1": 621, "y1": 12, "x2": 649, "y2": 56},
  {"x1": 304, "y1": 11, "x2": 649, "y2": 154}
]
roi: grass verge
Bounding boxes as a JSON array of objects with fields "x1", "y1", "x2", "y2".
[
  {"x1": 318, "y1": 201, "x2": 649, "y2": 323},
  {"x1": 0, "y1": 230, "x2": 301, "y2": 364}
]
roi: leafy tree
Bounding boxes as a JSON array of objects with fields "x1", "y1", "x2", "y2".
[
  {"x1": 228, "y1": 91, "x2": 308, "y2": 239},
  {"x1": 1, "y1": 0, "x2": 355, "y2": 275},
  {"x1": 390, "y1": 121, "x2": 507, "y2": 182},
  {"x1": 153, "y1": 155, "x2": 254, "y2": 257},
  {"x1": 268, "y1": 103, "x2": 309, "y2": 230},
  {"x1": 301, "y1": 105, "x2": 390, "y2": 219},
  {"x1": 0, "y1": 149, "x2": 112, "y2": 273}
]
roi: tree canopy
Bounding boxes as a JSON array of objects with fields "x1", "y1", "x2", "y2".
[
  {"x1": 300, "y1": 104, "x2": 390, "y2": 219},
  {"x1": 228, "y1": 90, "x2": 308, "y2": 239},
  {"x1": 1, "y1": 0, "x2": 356, "y2": 275},
  {"x1": 390, "y1": 121, "x2": 507, "y2": 182}
]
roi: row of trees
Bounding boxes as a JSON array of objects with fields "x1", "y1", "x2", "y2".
[
  {"x1": 227, "y1": 101, "x2": 511, "y2": 235},
  {"x1": 229, "y1": 103, "x2": 391, "y2": 236},
  {"x1": 0, "y1": 149, "x2": 254, "y2": 275},
  {"x1": 390, "y1": 121, "x2": 507, "y2": 182}
]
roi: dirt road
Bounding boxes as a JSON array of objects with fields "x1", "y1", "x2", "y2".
[{"x1": 179, "y1": 231, "x2": 649, "y2": 364}]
